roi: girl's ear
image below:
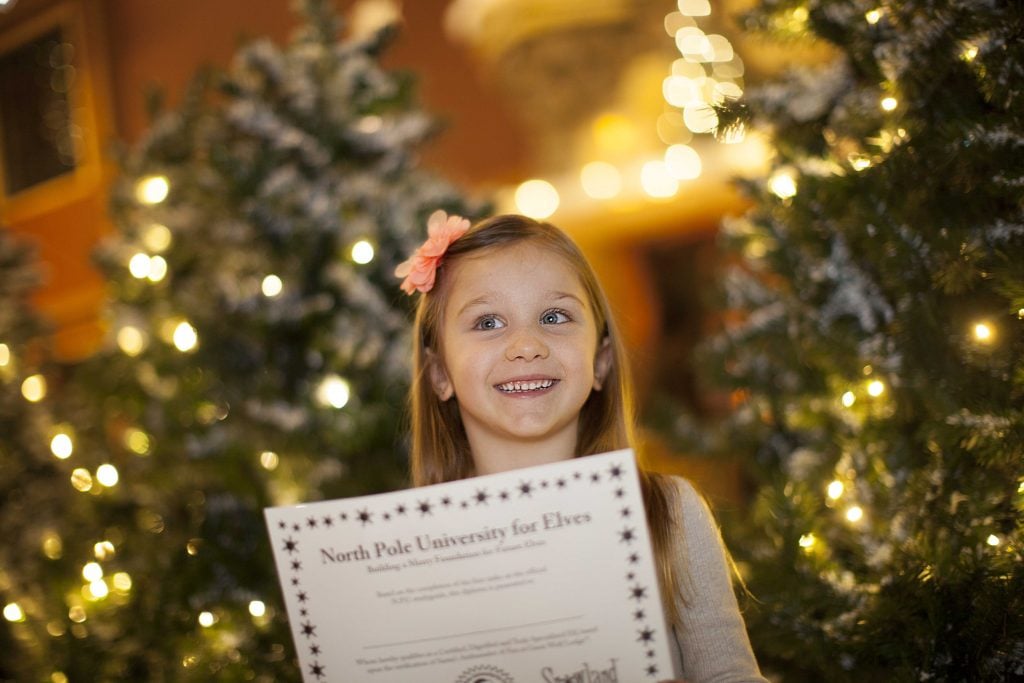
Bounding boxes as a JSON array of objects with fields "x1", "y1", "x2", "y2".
[
  {"x1": 592, "y1": 336, "x2": 613, "y2": 391},
  {"x1": 425, "y1": 348, "x2": 454, "y2": 400}
]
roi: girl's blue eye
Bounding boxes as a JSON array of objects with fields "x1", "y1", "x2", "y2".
[
  {"x1": 473, "y1": 315, "x2": 505, "y2": 330},
  {"x1": 541, "y1": 310, "x2": 570, "y2": 325}
]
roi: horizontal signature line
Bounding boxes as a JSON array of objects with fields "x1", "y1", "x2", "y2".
[{"x1": 364, "y1": 615, "x2": 586, "y2": 649}]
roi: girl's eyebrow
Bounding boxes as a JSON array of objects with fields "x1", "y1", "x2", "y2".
[
  {"x1": 455, "y1": 295, "x2": 496, "y2": 318},
  {"x1": 455, "y1": 291, "x2": 585, "y2": 318},
  {"x1": 551, "y1": 292, "x2": 584, "y2": 306}
]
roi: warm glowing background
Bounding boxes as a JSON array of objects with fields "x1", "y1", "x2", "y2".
[{"x1": 0, "y1": 0, "x2": 828, "y2": 500}]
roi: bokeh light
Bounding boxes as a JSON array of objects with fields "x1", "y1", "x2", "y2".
[
  {"x1": 580, "y1": 162, "x2": 622, "y2": 199},
  {"x1": 350, "y1": 240, "x2": 375, "y2": 264},
  {"x1": 135, "y1": 175, "x2": 169, "y2": 205},
  {"x1": 514, "y1": 179, "x2": 560, "y2": 219}
]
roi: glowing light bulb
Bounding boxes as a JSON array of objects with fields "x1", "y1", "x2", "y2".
[
  {"x1": 714, "y1": 79, "x2": 743, "y2": 101},
  {"x1": 316, "y1": 374, "x2": 351, "y2": 409},
  {"x1": 50, "y1": 432, "x2": 73, "y2": 459},
  {"x1": 249, "y1": 600, "x2": 266, "y2": 617},
  {"x1": 768, "y1": 170, "x2": 797, "y2": 199},
  {"x1": 261, "y1": 275, "x2": 283, "y2": 298},
  {"x1": 986, "y1": 534, "x2": 1000, "y2": 546},
  {"x1": 147, "y1": 256, "x2": 167, "y2": 282},
  {"x1": 22, "y1": 374, "x2": 47, "y2": 402},
  {"x1": 0, "y1": 343, "x2": 10, "y2": 367},
  {"x1": 68, "y1": 606, "x2": 86, "y2": 623},
  {"x1": 798, "y1": 533, "x2": 815, "y2": 548},
  {"x1": 172, "y1": 321, "x2": 198, "y2": 352},
  {"x1": 143, "y1": 223, "x2": 172, "y2": 252},
  {"x1": 845, "y1": 506, "x2": 864, "y2": 523},
  {"x1": 112, "y1": 572, "x2": 132, "y2": 592},
  {"x1": 580, "y1": 162, "x2": 622, "y2": 199},
  {"x1": 663, "y1": 11, "x2": 691, "y2": 37},
  {"x1": 961, "y1": 44, "x2": 978, "y2": 61},
  {"x1": 260, "y1": 451, "x2": 280, "y2": 470},
  {"x1": 678, "y1": 0, "x2": 710, "y2": 16},
  {"x1": 198, "y1": 611, "x2": 215, "y2": 628},
  {"x1": 849, "y1": 155, "x2": 872, "y2": 171},
  {"x1": 881, "y1": 96, "x2": 898, "y2": 111},
  {"x1": 82, "y1": 562, "x2": 103, "y2": 582},
  {"x1": 664, "y1": 144, "x2": 702, "y2": 180},
  {"x1": 94, "y1": 541, "x2": 115, "y2": 560},
  {"x1": 117, "y1": 326, "x2": 147, "y2": 356},
  {"x1": 88, "y1": 579, "x2": 109, "y2": 599},
  {"x1": 703, "y1": 34, "x2": 734, "y2": 63},
  {"x1": 42, "y1": 532, "x2": 62, "y2": 559},
  {"x1": 124, "y1": 428, "x2": 151, "y2": 455},
  {"x1": 827, "y1": 480, "x2": 844, "y2": 500},
  {"x1": 867, "y1": 380, "x2": 885, "y2": 397},
  {"x1": 682, "y1": 104, "x2": 718, "y2": 133},
  {"x1": 96, "y1": 464, "x2": 119, "y2": 487},
  {"x1": 135, "y1": 175, "x2": 169, "y2": 205},
  {"x1": 3, "y1": 603, "x2": 25, "y2": 622},
  {"x1": 514, "y1": 179, "x2": 560, "y2": 219},
  {"x1": 973, "y1": 322, "x2": 993, "y2": 343},
  {"x1": 70, "y1": 468, "x2": 93, "y2": 492},
  {"x1": 128, "y1": 253, "x2": 151, "y2": 279},
  {"x1": 640, "y1": 160, "x2": 679, "y2": 199},
  {"x1": 350, "y1": 240, "x2": 375, "y2": 264},
  {"x1": 675, "y1": 26, "x2": 710, "y2": 57},
  {"x1": 663, "y1": 75, "x2": 701, "y2": 108},
  {"x1": 865, "y1": 9, "x2": 882, "y2": 24},
  {"x1": 841, "y1": 391, "x2": 856, "y2": 407}
]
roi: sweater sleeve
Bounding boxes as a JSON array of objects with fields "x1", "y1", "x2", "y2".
[{"x1": 668, "y1": 477, "x2": 767, "y2": 683}]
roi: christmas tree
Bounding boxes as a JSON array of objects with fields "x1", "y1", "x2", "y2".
[
  {"x1": 0, "y1": 228, "x2": 101, "y2": 682},
  {"x1": 697, "y1": 1, "x2": 1024, "y2": 680},
  {"x1": 2, "y1": 1, "x2": 476, "y2": 680}
]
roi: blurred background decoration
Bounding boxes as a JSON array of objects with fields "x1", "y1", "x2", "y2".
[{"x1": 0, "y1": 0, "x2": 812, "y2": 500}]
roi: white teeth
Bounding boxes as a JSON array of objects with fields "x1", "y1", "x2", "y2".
[{"x1": 497, "y1": 379, "x2": 555, "y2": 393}]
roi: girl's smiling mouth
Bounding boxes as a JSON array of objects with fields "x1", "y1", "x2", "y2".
[{"x1": 495, "y1": 378, "x2": 559, "y2": 394}]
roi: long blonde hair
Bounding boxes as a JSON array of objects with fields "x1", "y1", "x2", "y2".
[{"x1": 406, "y1": 214, "x2": 681, "y2": 624}]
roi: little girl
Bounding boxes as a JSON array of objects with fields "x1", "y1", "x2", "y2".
[{"x1": 395, "y1": 212, "x2": 767, "y2": 683}]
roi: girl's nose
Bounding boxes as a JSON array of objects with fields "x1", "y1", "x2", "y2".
[{"x1": 505, "y1": 331, "x2": 549, "y2": 361}]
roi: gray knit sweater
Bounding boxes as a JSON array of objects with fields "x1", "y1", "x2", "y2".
[{"x1": 666, "y1": 478, "x2": 768, "y2": 683}]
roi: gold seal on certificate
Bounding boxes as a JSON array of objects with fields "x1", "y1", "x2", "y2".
[{"x1": 265, "y1": 449, "x2": 677, "y2": 682}]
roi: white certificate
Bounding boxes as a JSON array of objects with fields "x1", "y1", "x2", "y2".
[{"x1": 265, "y1": 449, "x2": 677, "y2": 682}]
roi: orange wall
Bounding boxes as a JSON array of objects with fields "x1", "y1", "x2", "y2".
[{"x1": 104, "y1": 0, "x2": 530, "y2": 185}]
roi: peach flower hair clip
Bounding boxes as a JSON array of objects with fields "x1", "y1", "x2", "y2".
[{"x1": 394, "y1": 210, "x2": 471, "y2": 295}]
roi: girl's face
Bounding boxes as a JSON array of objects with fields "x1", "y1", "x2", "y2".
[{"x1": 429, "y1": 242, "x2": 611, "y2": 473}]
